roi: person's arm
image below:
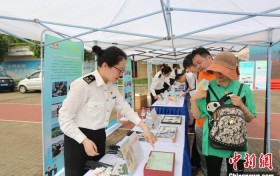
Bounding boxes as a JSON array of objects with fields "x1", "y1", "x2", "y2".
[
  {"x1": 230, "y1": 94, "x2": 255, "y2": 123},
  {"x1": 164, "y1": 76, "x2": 171, "y2": 87},
  {"x1": 59, "y1": 80, "x2": 99, "y2": 157},
  {"x1": 114, "y1": 90, "x2": 156, "y2": 147},
  {"x1": 187, "y1": 73, "x2": 196, "y2": 91},
  {"x1": 190, "y1": 90, "x2": 207, "y2": 119},
  {"x1": 138, "y1": 121, "x2": 157, "y2": 147},
  {"x1": 59, "y1": 80, "x2": 87, "y2": 143},
  {"x1": 239, "y1": 103, "x2": 255, "y2": 122},
  {"x1": 150, "y1": 76, "x2": 160, "y2": 99}
]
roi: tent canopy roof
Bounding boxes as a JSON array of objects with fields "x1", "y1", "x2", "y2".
[{"x1": 1, "y1": 0, "x2": 280, "y2": 63}]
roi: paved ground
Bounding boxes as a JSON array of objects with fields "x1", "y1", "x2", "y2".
[{"x1": 0, "y1": 88, "x2": 279, "y2": 175}]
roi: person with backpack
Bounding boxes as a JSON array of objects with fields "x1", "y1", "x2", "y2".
[{"x1": 190, "y1": 51, "x2": 256, "y2": 175}]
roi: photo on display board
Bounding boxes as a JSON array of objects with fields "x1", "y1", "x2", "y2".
[
  {"x1": 161, "y1": 115, "x2": 182, "y2": 124},
  {"x1": 124, "y1": 70, "x2": 131, "y2": 76},
  {"x1": 52, "y1": 140, "x2": 64, "y2": 158},
  {"x1": 52, "y1": 81, "x2": 67, "y2": 97},
  {"x1": 51, "y1": 122, "x2": 63, "y2": 139},
  {"x1": 51, "y1": 103, "x2": 62, "y2": 119}
]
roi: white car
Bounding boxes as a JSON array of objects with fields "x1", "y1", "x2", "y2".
[{"x1": 18, "y1": 71, "x2": 42, "y2": 93}]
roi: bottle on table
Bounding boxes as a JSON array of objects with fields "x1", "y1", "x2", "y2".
[{"x1": 140, "y1": 107, "x2": 146, "y2": 120}]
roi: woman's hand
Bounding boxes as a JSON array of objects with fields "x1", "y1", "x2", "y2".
[
  {"x1": 180, "y1": 92, "x2": 187, "y2": 97},
  {"x1": 82, "y1": 138, "x2": 99, "y2": 157},
  {"x1": 143, "y1": 128, "x2": 157, "y2": 147},
  {"x1": 154, "y1": 95, "x2": 159, "y2": 100},
  {"x1": 230, "y1": 95, "x2": 244, "y2": 107},
  {"x1": 138, "y1": 121, "x2": 157, "y2": 147}
]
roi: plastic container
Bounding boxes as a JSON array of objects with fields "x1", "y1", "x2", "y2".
[{"x1": 140, "y1": 107, "x2": 146, "y2": 119}]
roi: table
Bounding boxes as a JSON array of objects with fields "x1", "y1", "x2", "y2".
[
  {"x1": 151, "y1": 97, "x2": 188, "y2": 117},
  {"x1": 151, "y1": 96, "x2": 191, "y2": 176},
  {"x1": 84, "y1": 115, "x2": 191, "y2": 176}
]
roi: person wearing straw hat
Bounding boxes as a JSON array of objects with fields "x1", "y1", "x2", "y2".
[{"x1": 191, "y1": 51, "x2": 257, "y2": 175}]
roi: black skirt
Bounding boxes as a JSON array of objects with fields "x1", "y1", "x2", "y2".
[{"x1": 64, "y1": 127, "x2": 106, "y2": 176}]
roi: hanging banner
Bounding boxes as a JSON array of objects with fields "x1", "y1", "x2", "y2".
[
  {"x1": 147, "y1": 62, "x2": 153, "y2": 90},
  {"x1": 239, "y1": 61, "x2": 254, "y2": 89},
  {"x1": 43, "y1": 34, "x2": 83, "y2": 175},
  {"x1": 255, "y1": 61, "x2": 267, "y2": 90}
]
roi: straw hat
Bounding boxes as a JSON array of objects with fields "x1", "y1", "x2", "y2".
[{"x1": 206, "y1": 51, "x2": 238, "y2": 80}]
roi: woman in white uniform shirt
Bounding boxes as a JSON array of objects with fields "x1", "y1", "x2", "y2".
[
  {"x1": 150, "y1": 65, "x2": 172, "y2": 104},
  {"x1": 59, "y1": 46, "x2": 156, "y2": 176}
]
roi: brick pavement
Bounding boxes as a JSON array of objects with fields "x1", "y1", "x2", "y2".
[{"x1": 0, "y1": 121, "x2": 42, "y2": 176}]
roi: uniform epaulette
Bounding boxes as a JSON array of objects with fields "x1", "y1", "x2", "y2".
[
  {"x1": 83, "y1": 75, "x2": 95, "y2": 84},
  {"x1": 158, "y1": 74, "x2": 162, "y2": 78}
]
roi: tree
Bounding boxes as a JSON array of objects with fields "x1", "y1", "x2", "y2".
[
  {"x1": 0, "y1": 34, "x2": 92, "y2": 61},
  {"x1": 0, "y1": 34, "x2": 9, "y2": 63}
]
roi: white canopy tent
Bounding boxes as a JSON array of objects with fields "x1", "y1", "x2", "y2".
[
  {"x1": 1, "y1": 0, "x2": 279, "y2": 152},
  {"x1": 1, "y1": 0, "x2": 280, "y2": 62}
]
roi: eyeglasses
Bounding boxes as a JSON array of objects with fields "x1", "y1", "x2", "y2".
[{"x1": 113, "y1": 66, "x2": 125, "y2": 74}]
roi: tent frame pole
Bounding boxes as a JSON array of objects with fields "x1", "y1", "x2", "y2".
[
  {"x1": 175, "y1": 7, "x2": 280, "y2": 39},
  {"x1": 160, "y1": 0, "x2": 171, "y2": 39},
  {"x1": 172, "y1": 7, "x2": 280, "y2": 17},
  {"x1": 0, "y1": 28, "x2": 37, "y2": 46},
  {"x1": 265, "y1": 29, "x2": 273, "y2": 153},
  {"x1": 177, "y1": 28, "x2": 271, "y2": 52},
  {"x1": 182, "y1": 36, "x2": 268, "y2": 47}
]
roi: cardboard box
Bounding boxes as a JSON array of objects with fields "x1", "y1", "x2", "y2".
[{"x1": 135, "y1": 94, "x2": 147, "y2": 109}]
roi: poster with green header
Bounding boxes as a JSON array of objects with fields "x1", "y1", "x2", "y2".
[{"x1": 43, "y1": 34, "x2": 83, "y2": 175}]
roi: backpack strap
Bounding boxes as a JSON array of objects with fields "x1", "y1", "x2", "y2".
[
  {"x1": 206, "y1": 85, "x2": 220, "y2": 116},
  {"x1": 237, "y1": 83, "x2": 247, "y2": 105},
  {"x1": 208, "y1": 85, "x2": 219, "y2": 101},
  {"x1": 237, "y1": 83, "x2": 244, "y2": 96}
]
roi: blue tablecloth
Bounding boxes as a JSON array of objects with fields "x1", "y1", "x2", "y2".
[{"x1": 151, "y1": 97, "x2": 191, "y2": 176}]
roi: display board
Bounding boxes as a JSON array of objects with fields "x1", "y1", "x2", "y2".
[
  {"x1": 255, "y1": 61, "x2": 267, "y2": 90},
  {"x1": 239, "y1": 61, "x2": 254, "y2": 89},
  {"x1": 42, "y1": 34, "x2": 83, "y2": 175}
]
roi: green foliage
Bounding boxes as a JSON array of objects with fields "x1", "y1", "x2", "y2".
[
  {"x1": 0, "y1": 34, "x2": 9, "y2": 63},
  {"x1": 28, "y1": 40, "x2": 41, "y2": 58},
  {"x1": 0, "y1": 34, "x2": 92, "y2": 60},
  {"x1": 84, "y1": 50, "x2": 94, "y2": 61},
  {"x1": 118, "y1": 78, "x2": 148, "y2": 85},
  {"x1": 9, "y1": 43, "x2": 29, "y2": 47}
]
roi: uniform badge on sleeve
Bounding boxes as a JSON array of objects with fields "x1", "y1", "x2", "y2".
[{"x1": 83, "y1": 75, "x2": 95, "y2": 84}]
